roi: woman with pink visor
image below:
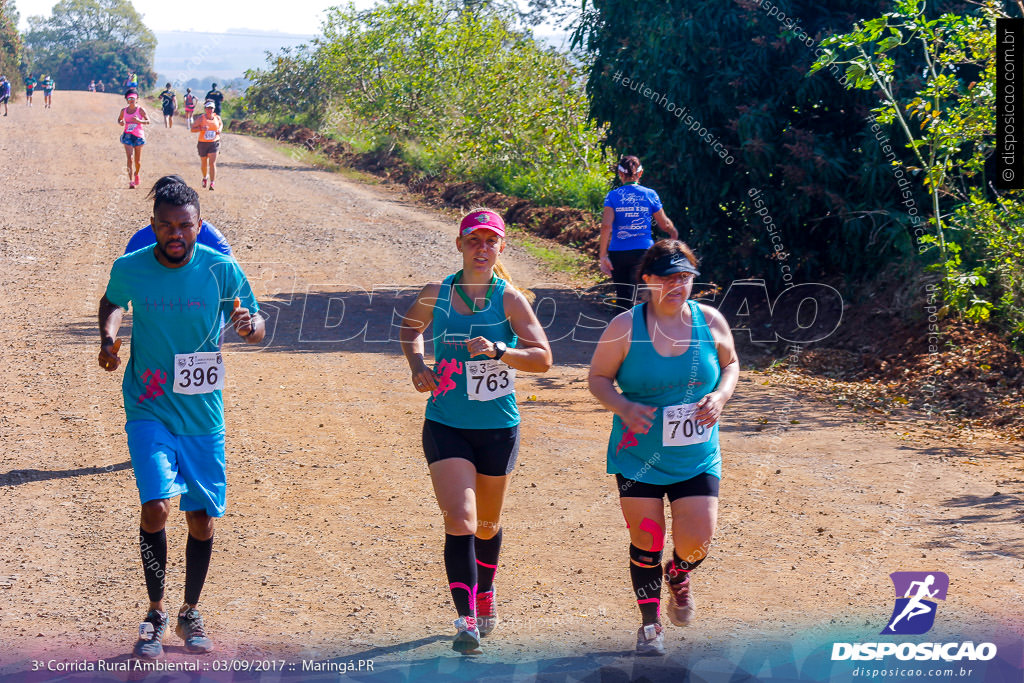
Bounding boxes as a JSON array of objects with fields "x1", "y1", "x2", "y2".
[{"x1": 399, "y1": 209, "x2": 553, "y2": 654}]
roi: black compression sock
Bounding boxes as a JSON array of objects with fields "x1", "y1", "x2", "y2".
[
  {"x1": 630, "y1": 559, "x2": 662, "y2": 625},
  {"x1": 444, "y1": 533, "x2": 478, "y2": 617},
  {"x1": 475, "y1": 529, "x2": 502, "y2": 593},
  {"x1": 139, "y1": 528, "x2": 167, "y2": 603},
  {"x1": 184, "y1": 534, "x2": 214, "y2": 606},
  {"x1": 668, "y1": 550, "x2": 705, "y2": 583}
]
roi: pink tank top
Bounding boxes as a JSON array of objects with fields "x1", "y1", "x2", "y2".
[{"x1": 123, "y1": 107, "x2": 145, "y2": 139}]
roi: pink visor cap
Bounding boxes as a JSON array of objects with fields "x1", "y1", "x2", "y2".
[{"x1": 459, "y1": 210, "x2": 505, "y2": 238}]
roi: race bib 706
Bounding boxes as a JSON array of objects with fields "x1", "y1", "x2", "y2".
[{"x1": 662, "y1": 402, "x2": 712, "y2": 447}]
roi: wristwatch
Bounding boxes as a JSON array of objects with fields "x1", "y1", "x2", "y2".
[{"x1": 493, "y1": 341, "x2": 507, "y2": 361}]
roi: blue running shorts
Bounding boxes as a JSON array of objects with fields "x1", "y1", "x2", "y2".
[
  {"x1": 125, "y1": 420, "x2": 227, "y2": 517},
  {"x1": 120, "y1": 132, "x2": 145, "y2": 147}
]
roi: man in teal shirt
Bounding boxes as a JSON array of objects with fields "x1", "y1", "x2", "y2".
[
  {"x1": 98, "y1": 176, "x2": 263, "y2": 659},
  {"x1": 24, "y1": 74, "x2": 36, "y2": 106}
]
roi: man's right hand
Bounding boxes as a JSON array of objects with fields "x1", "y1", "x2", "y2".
[{"x1": 99, "y1": 339, "x2": 122, "y2": 371}]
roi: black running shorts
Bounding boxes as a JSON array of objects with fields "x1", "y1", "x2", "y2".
[
  {"x1": 615, "y1": 472, "x2": 720, "y2": 501},
  {"x1": 422, "y1": 419, "x2": 520, "y2": 477}
]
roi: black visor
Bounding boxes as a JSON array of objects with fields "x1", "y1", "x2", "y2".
[{"x1": 644, "y1": 252, "x2": 700, "y2": 277}]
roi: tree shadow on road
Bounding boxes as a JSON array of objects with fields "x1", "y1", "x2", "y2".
[
  {"x1": 0, "y1": 462, "x2": 131, "y2": 487},
  {"x1": 65, "y1": 287, "x2": 620, "y2": 367},
  {"x1": 216, "y1": 162, "x2": 323, "y2": 172}
]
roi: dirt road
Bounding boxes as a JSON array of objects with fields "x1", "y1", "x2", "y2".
[{"x1": 0, "y1": 93, "x2": 1020, "y2": 681}]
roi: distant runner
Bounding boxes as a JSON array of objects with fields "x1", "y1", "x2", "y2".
[
  {"x1": 191, "y1": 101, "x2": 223, "y2": 191},
  {"x1": 124, "y1": 72, "x2": 138, "y2": 91},
  {"x1": 203, "y1": 83, "x2": 223, "y2": 115},
  {"x1": 183, "y1": 88, "x2": 197, "y2": 127},
  {"x1": 600, "y1": 155, "x2": 678, "y2": 310},
  {"x1": 0, "y1": 76, "x2": 10, "y2": 117},
  {"x1": 159, "y1": 83, "x2": 176, "y2": 128},
  {"x1": 24, "y1": 74, "x2": 36, "y2": 107},
  {"x1": 118, "y1": 91, "x2": 150, "y2": 189},
  {"x1": 97, "y1": 175, "x2": 264, "y2": 660},
  {"x1": 40, "y1": 74, "x2": 54, "y2": 109}
]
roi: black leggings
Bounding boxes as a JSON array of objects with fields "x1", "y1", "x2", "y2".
[
  {"x1": 422, "y1": 420, "x2": 520, "y2": 477},
  {"x1": 608, "y1": 249, "x2": 646, "y2": 307}
]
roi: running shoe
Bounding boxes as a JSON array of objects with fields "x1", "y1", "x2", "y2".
[
  {"x1": 132, "y1": 609, "x2": 167, "y2": 659},
  {"x1": 202, "y1": 177, "x2": 207, "y2": 188},
  {"x1": 664, "y1": 569, "x2": 696, "y2": 626},
  {"x1": 133, "y1": 173, "x2": 140, "y2": 187},
  {"x1": 476, "y1": 589, "x2": 497, "y2": 637},
  {"x1": 175, "y1": 607, "x2": 214, "y2": 653},
  {"x1": 208, "y1": 182, "x2": 214, "y2": 191},
  {"x1": 452, "y1": 615, "x2": 481, "y2": 654},
  {"x1": 635, "y1": 622, "x2": 665, "y2": 656}
]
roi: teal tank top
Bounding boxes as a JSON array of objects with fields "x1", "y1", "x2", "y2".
[
  {"x1": 424, "y1": 273, "x2": 520, "y2": 429},
  {"x1": 606, "y1": 300, "x2": 722, "y2": 484}
]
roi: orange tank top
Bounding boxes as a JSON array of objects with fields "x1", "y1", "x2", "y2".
[{"x1": 194, "y1": 115, "x2": 222, "y2": 143}]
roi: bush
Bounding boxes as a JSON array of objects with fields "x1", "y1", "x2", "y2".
[{"x1": 243, "y1": 0, "x2": 612, "y2": 211}]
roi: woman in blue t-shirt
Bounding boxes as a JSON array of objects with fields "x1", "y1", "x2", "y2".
[
  {"x1": 399, "y1": 209, "x2": 552, "y2": 655},
  {"x1": 600, "y1": 156, "x2": 678, "y2": 309},
  {"x1": 589, "y1": 240, "x2": 738, "y2": 656}
]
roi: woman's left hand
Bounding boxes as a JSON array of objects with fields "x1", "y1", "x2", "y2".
[
  {"x1": 694, "y1": 391, "x2": 727, "y2": 428},
  {"x1": 467, "y1": 336, "x2": 497, "y2": 359}
]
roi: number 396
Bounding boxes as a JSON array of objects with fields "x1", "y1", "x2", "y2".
[{"x1": 178, "y1": 366, "x2": 218, "y2": 388}]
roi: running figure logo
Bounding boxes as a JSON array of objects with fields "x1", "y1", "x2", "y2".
[
  {"x1": 431, "y1": 359, "x2": 463, "y2": 401},
  {"x1": 616, "y1": 428, "x2": 639, "y2": 453},
  {"x1": 137, "y1": 369, "x2": 168, "y2": 404},
  {"x1": 882, "y1": 571, "x2": 948, "y2": 635}
]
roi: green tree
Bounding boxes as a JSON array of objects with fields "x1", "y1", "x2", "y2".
[
  {"x1": 244, "y1": 0, "x2": 610, "y2": 210},
  {"x1": 24, "y1": 0, "x2": 155, "y2": 90},
  {"x1": 815, "y1": 0, "x2": 1024, "y2": 342},
  {"x1": 0, "y1": 0, "x2": 23, "y2": 82},
  {"x1": 572, "y1": 0, "x2": 947, "y2": 286}
]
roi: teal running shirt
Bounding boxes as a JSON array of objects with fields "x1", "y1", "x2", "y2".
[
  {"x1": 606, "y1": 300, "x2": 722, "y2": 484},
  {"x1": 424, "y1": 273, "x2": 519, "y2": 429},
  {"x1": 104, "y1": 244, "x2": 259, "y2": 435}
]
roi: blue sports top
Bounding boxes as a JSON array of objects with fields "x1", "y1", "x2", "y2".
[
  {"x1": 125, "y1": 221, "x2": 232, "y2": 257},
  {"x1": 424, "y1": 273, "x2": 519, "y2": 430},
  {"x1": 104, "y1": 244, "x2": 258, "y2": 435},
  {"x1": 606, "y1": 300, "x2": 722, "y2": 484},
  {"x1": 603, "y1": 183, "x2": 664, "y2": 251}
]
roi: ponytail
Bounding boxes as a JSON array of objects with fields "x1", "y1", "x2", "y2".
[{"x1": 494, "y1": 258, "x2": 535, "y2": 304}]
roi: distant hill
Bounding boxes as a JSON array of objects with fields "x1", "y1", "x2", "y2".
[{"x1": 155, "y1": 29, "x2": 314, "y2": 83}]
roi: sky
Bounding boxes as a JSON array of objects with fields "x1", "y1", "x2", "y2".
[{"x1": 15, "y1": 0, "x2": 376, "y2": 34}]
